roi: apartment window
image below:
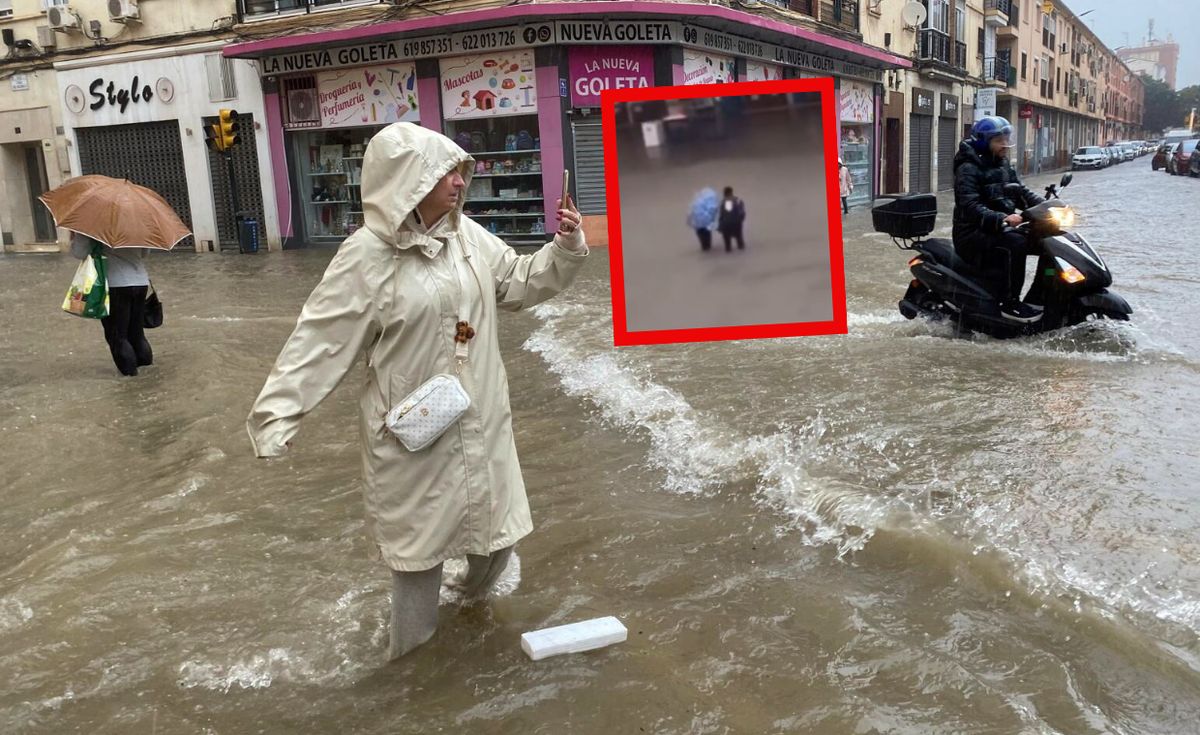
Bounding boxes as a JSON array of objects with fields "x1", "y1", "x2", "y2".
[
  {"x1": 0, "y1": 0, "x2": 12, "y2": 17},
  {"x1": 1056, "y1": 68, "x2": 1061, "y2": 93},
  {"x1": 41, "y1": 0, "x2": 70, "y2": 8},
  {"x1": 956, "y1": 1, "x2": 965, "y2": 40},
  {"x1": 928, "y1": 0, "x2": 949, "y2": 33},
  {"x1": 977, "y1": 27, "x2": 985, "y2": 58},
  {"x1": 1021, "y1": 52, "x2": 1027, "y2": 79}
]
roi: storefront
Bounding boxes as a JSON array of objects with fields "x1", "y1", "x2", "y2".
[
  {"x1": 838, "y1": 79, "x2": 875, "y2": 208},
  {"x1": 566, "y1": 45, "x2": 656, "y2": 215},
  {"x1": 229, "y1": 12, "x2": 907, "y2": 246},
  {"x1": 908, "y1": 87, "x2": 935, "y2": 193},
  {"x1": 54, "y1": 42, "x2": 278, "y2": 252}
]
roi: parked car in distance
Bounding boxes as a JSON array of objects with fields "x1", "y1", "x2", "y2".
[
  {"x1": 1165, "y1": 142, "x2": 1182, "y2": 173},
  {"x1": 1073, "y1": 146, "x2": 1107, "y2": 170},
  {"x1": 1171, "y1": 139, "x2": 1199, "y2": 176},
  {"x1": 1152, "y1": 142, "x2": 1173, "y2": 170},
  {"x1": 1104, "y1": 145, "x2": 1123, "y2": 164},
  {"x1": 1190, "y1": 147, "x2": 1200, "y2": 177},
  {"x1": 1122, "y1": 143, "x2": 1137, "y2": 161}
]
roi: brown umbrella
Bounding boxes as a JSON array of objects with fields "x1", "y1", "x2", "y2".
[{"x1": 39, "y1": 174, "x2": 191, "y2": 250}]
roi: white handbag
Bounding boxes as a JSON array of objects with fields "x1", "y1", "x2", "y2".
[
  {"x1": 385, "y1": 373, "x2": 471, "y2": 451},
  {"x1": 382, "y1": 235, "x2": 482, "y2": 452}
]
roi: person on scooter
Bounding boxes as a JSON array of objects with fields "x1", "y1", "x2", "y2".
[{"x1": 952, "y1": 116, "x2": 1045, "y2": 323}]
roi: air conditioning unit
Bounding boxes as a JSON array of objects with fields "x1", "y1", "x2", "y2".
[
  {"x1": 47, "y1": 6, "x2": 80, "y2": 31},
  {"x1": 108, "y1": 0, "x2": 139, "y2": 22},
  {"x1": 287, "y1": 88, "x2": 318, "y2": 123},
  {"x1": 36, "y1": 25, "x2": 57, "y2": 48}
]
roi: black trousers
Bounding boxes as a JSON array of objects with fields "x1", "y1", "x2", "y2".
[
  {"x1": 955, "y1": 230, "x2": 1038, "y2": 303},
  {"x1": 841, "y1": 196, "x2": 849, "y2": 214},
  {"x1": 695, "y1": 228, "x2": 713, "y2": 251},
  {"x1": 720, "y1": 225, "x2": 745, "y2": 252},
  {"x1": 101, "y1": 286, "x2": 153, "y2": 376}
]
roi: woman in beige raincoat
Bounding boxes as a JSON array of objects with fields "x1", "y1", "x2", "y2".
[{"x1": 247, "y1": 122, "x2": 587, "y2": 659}]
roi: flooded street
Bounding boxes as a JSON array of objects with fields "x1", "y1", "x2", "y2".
[{"x1": 3, "y1": 159, "x2": 1200, "y2": 733}]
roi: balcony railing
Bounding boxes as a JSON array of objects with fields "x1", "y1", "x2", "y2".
[
  {"x1": 239, "y1": 0, "x2": 381, "y2": 20},
  {"x1": 983, "y1": 0, "x2": 1011, "y2": 15},
  {"x1": 982, "y1": 56, "x2": 1011, "y2": 86},
  {"x1": 918, "y1": 28, "x2": 951, "y2": 64}
]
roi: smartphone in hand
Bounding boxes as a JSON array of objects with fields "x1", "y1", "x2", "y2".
[{"x1": 561, "y1": 170, "x2": 571, "y2": 209}]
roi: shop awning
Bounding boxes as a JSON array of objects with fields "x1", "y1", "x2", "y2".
[{"x1": 223, "y1": 1, "x2": 911, "y2": 77}]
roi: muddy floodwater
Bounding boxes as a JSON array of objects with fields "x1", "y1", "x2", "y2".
[{"x1": 2, "y1": 160, "x2": 1200, "y2": 733}]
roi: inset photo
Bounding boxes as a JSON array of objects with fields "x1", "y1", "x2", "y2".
[{"x1": 602, "y1": 78, "x2": 847, "y2": 346}]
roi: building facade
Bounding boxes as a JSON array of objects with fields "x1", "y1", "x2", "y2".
[
  {"x1": 1118, "y1": 34, "x2": 1180, "y2": 91},
  {"x1": 985, "y1": 0, "x2": 1136, "y2": 175},
  {"x1": 0, "y1": 0, "x2": 281, "y2": 253},
  {"x1": 223, "y1": 0, "x2": 911, "y2": 242},
  {"x1": 862, "y1": 0, "x2": 992, "y2": 194}
]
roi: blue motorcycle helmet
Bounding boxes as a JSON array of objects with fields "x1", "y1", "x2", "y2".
[{"x1": 970, "y1": 116, "x2": 1015, "y2": 154}]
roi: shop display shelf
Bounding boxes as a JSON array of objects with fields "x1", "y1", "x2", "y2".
[
  {"x1": 312, "y1": 200, "x2": 353, "y2": 205},
  {"x1": 467, "y1": 196, "x2": 543, "y2": 202},
  {"x1": 308, "y1": 172, "x2": 348, "y2": 177},
  {"x1": 342, "y1": 156, "x2": 365, "y2": 161},
  {"x1": 472, "y1": 172, "x2": 542, "y2": 178},
  {"x1": 470, "y1": 149, "x2": 541, "y2": 156},
  {"x1": 472, "y1": 213, "x2": 542, "y2": 218}
]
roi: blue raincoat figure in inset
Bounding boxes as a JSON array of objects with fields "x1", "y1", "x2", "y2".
[{"x1": 687, "y1": 187, "x2": 720, "y2": 251}]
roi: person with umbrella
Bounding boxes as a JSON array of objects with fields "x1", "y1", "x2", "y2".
[{"x1": 42, "y1": 175, "x2": 191, "y2": 377}]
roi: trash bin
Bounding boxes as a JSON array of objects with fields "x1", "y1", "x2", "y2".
[{"x1": 237, "y1": 215, "x2": 259, "y2": 254}]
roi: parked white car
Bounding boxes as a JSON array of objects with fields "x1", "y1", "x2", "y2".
[{"x1": 1072, "y1": 146, "x2": 1107, "y2": 170}]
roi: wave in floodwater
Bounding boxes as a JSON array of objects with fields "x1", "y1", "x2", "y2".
[
  {"x1": 847, "y1": 307, "x2": 1192, "y2": 367},
  {"x1": 524, "y1": 300, "x2": 1200, "y2": 677}
]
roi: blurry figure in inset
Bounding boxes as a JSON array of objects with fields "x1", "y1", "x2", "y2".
[
  {"x1": 718, "y1": 186, "x2": 746, "y2": 252},
  {"x1": 838, "y1": 158, "x2": 853, "y2": 214},
  {"x1": 687, "y1": 187, "x2": 720, "y2": 251}
]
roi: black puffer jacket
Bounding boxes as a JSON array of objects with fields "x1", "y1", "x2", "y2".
[{"x1": 952, "y1": 140, "x2": 1044, "y2": 242}]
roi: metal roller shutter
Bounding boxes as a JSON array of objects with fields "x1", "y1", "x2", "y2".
[
  {"x1": 936, "y1": 118, "x2": 959, "y2": 191},
  {"x1": 570, "y1": 119, "x2": 607, "y2": 215},
  {"x1": 76, "y1": 121, "x2": 193, "y2": 250},
  {"x1": 908, "y1": 115, "x2": 933, "y2": 193},
  {"x1": 204, "y1": 112, "x2": 266, "y2": 251}
]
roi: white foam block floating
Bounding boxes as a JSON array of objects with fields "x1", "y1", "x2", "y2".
[{"x1": 521, "y1": 616, "x2": 628, "y2": 661}]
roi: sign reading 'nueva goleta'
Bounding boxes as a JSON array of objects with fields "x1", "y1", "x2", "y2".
[{"x1": 259, "y1": 19, "x2": 884, "y2": 82}]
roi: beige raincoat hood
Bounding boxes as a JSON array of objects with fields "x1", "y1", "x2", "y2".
[{"x1": 248, "y1": 122, "x2": 587, "y2": 571}]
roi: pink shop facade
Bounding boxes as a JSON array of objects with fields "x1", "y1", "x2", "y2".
[{"x1": 224, "y1": 4, "x2": 909, "y2": 248}]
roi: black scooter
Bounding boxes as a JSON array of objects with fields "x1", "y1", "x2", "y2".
[{"x1": 871, "y1": 173, "x2": 1132, "y2": 338}]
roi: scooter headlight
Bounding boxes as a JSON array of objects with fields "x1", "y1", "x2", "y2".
[{"x1": 1047, "y1": 206, "x2": 1076, "y2": 229}]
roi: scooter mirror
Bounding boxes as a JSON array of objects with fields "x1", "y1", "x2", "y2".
[{"x1": 1060, "y1": 172, "x2": 1073, "y2": 188}]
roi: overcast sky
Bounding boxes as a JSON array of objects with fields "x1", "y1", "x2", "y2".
[{"x1": 1073, "y1": 0, "x2": 1197, "y2": 89}]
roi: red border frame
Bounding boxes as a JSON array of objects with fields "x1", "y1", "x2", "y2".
[{"x1": 600, "y1": 77, "x2": 848, "y2": 347}]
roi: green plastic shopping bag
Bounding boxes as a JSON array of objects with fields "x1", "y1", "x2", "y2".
[{"x1": 62, "y1": 243, "x2": 109, "y2": 319}]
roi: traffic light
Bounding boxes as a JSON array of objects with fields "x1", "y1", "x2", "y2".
[
  {"x1": 217, "y1": 109, "x2": 240, "y2": 150},
  {"x1": 204, "y1": 122, "x2": 224, "y2": 153}
]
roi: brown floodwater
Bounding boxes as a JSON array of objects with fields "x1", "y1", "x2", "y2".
[{"x1": 2, "y1": 159, "x2": 1199, "y2": 734}]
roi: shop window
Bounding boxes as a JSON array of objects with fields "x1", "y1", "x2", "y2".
[
  {"x1": 290, "y1": 125, "x2": 388, "y2": 242},
  {"x1": 444, "y1": 114, "x2": 545, "y2": 246}
]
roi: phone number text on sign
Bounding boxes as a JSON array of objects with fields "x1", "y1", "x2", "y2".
[{"x1": 460, "y1": 28, "x2": 517, "y2": 52}]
